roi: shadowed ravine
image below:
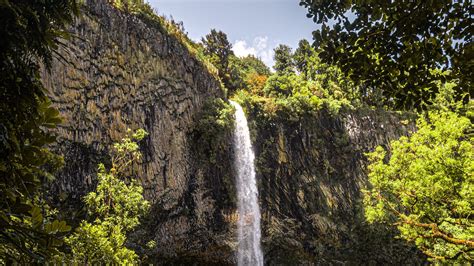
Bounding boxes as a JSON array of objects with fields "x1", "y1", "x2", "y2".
[{"x1": 230, "y1": 100, "x2": 264, "y2": 266}]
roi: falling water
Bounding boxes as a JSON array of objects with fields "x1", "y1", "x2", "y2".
[{"x1": 229, "y1": 100, "x2": 264, "y2": 266}]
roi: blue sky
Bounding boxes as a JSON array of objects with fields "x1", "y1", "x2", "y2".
[{"x1": 147, "y1": 0, "x2": 319, "y2": 68}]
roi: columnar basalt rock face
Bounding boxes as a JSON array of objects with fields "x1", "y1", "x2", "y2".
[
  {"x1": 250, "y1": 108, "x2": 423, "y2": 264},
  {"x1": 42, "y1": 0, "x2": 235, "y2": 263}
]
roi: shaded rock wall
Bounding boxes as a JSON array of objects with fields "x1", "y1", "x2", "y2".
[
  {"x1": 43, "y1": 0, "x2": 235, "y2": 263},
  {"x1": 246, "y1": 107, "x2": 423, "y2": 264}
]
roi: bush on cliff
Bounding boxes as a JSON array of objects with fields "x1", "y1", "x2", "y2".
[{"x1": 66, "y1": 129, "x2": 150, "y2": 264}]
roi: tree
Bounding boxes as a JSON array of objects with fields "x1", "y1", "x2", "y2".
[
  {"x1": 293, "y1": 39, "x2": 314, "y2": 76},
  {"x1": 290, "y1": 39, "x2": 360, "y2": 105},
  {"x1": 0, "y1": 0, "x2": 79, "y2": 262},
  {"x1": 201, "y1": 29, "x2": 239, "y2": 92},
  {"x1": 364, "y1": 110, "x2": 473, "y2": 262},
  {"x1": 230, "y1": 55, "x2": 271, "y2": 95},
  {"x1": 227, "y1": 56, "x2": 246, "y2": 93},
  {"x1": 238, "y1": 55, "x2": 271, "y2": 77},
  {"x1": 264, "y1": 72, "x2": 304, "y2": 97},
  {"x1": 66, "y1": 129, "x2": 150, "y2": 264},
  {"x1": 300, "y1": 0, "x2": 473, "y2": 110},
  {"x1": 273, "y1": 44, "x2": 295, "y2": 73},
  {"x1": 202, "y1": 29, "x2": 233, "y2": 72},
  {"x1": 246, "y1": 73, "x2": 268, "y2": 96}
]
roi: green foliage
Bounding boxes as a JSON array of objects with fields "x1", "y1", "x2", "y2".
[
  {"x1": 261, "y1": 70, "x2": 351, "y2": 118},
  {"x1": 293, "y1": 39, "x2": 313, "y2": 76},
  {"x1": 0, "y1": 0, "x2": 79, "y2": 262},
  {"x1": 236, "y1": 55, "x2": 272, "y2": 77},
  {"x1": 146, "y1": 240, "x2": 157, "y2": 250},
  {"x1": 201, "y1": 35, "x2": 272, "y2": 96},
  {"x1": 0, "y1": 0, "x2": 79, "y2": 68},
  {"x1": 66, "y1": 221, "x2": 137, "y2": 264},
  {"x1": 226, "y1": 56, "x2": 246, "y2": 92},
  {"x1": 229, "y1": 38, "x2": 356, "y2": 120},
  {"x1": 294, "y1": 40, "x2": 359, "y2": 104},
  {"x1": 66, "y1": 129, "x2": 150, "y2": 264},
  {"x1": 300, "y1": 0, "x2": 472, "y2": 110},
  {"x1": 232, "y1": 90, "x2": 278, "y2": 122},
  {"x1": 191, "y1": 99, "x2": 236, "y2": 205},
  {"x1": 264, "y1": 73, "x2": 304, "y2": 97},
  {"x1": 430, "y1": 81, "x2": 468, "y2": 114},
  {"x1": 201, "y1": 29, "x2": 244, "y2": 94},
  {"x1": 202, "y1": 29, "x2": 233, "y2": 73},
  {"x1": 227, "y1": 55, "x2": 271, "y2": 96},
  {"x1": 193, "y1": 99, "x2": 235, "y2": 164},
  {"x1": 273, "y1": 44, "x2": 295, "y2": 73},
  {"x1": 364, "y1": 110, "x2": 473, "y2": 262},
  {"x1": 111, "y1": 0, "x2": 148, "y2": 13}
]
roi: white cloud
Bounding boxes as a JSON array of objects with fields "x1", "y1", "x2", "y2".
[
  {"x1": 233, "y1": 40, "x2": 257, "y2": 57},
  {"x1": 232, "y1": 36, "x2": 274, "y2": 68}
]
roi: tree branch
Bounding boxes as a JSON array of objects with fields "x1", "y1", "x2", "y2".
[{"x1": 403, "y1": 220, "x2": 474, "y2": 248}]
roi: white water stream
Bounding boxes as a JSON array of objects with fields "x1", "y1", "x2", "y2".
[{"x1": 229, "y1": 100, "x2": 264, "y2": 266}]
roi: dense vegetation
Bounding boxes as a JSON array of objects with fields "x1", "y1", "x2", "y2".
[
  {"x1": 300, "y1": 0, "x2": 472, "y2": 110},
  {"x1": 364, "y1": 110, "x2": 473, "y2": 262},
  {"x1": 66, "y1": 129, "x2": 150, "y2": 263},
  {"x1": 231, "y1": 39, "x2": 356, "y2": 120},
  {"x1": 0, "y1": 0, "x2": 79, "y2": 262}
]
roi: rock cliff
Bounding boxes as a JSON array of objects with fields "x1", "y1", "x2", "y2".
[
  {"x1": 244, "y1": 106, "x2": 424, "y2": 264},
  {"x1": 43, "y1": 1, "x2": 424, "y2": 264},
  {"x1": 43, "y1": 1, "x2": 234, "y2": 263}
]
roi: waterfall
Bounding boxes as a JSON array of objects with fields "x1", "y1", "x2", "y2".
[{"x1": 229, "y1": 100, "x2": 264, "y2": 266}]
